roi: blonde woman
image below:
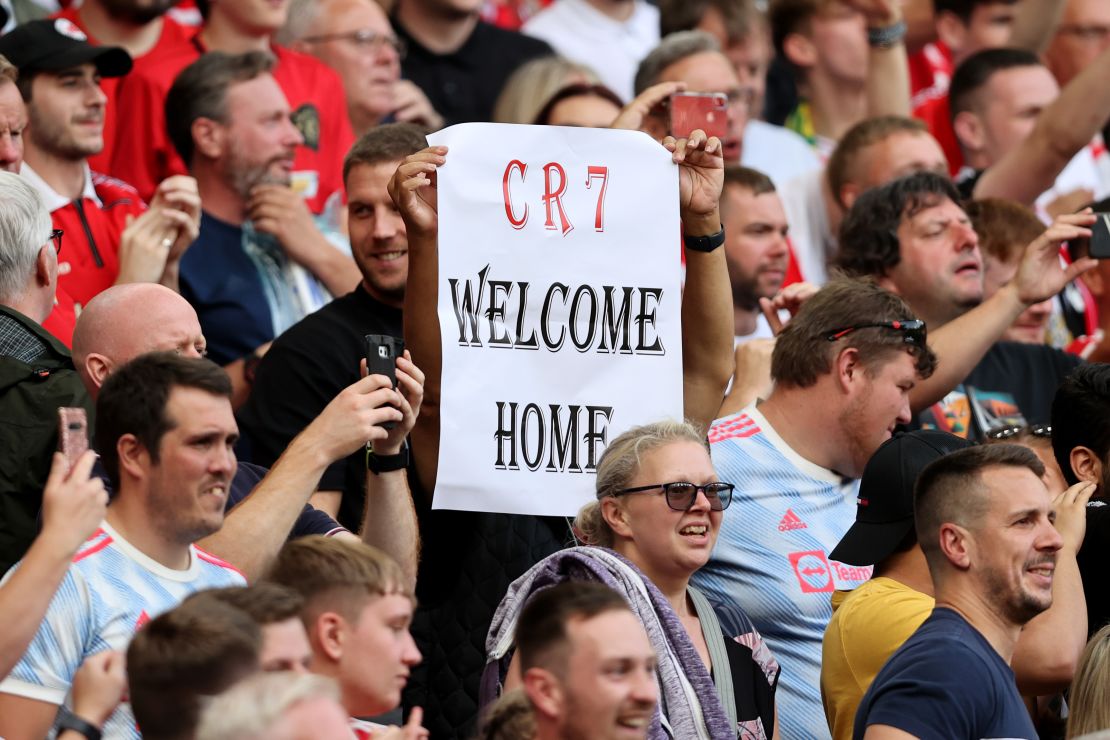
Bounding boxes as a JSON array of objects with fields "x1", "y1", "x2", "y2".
[
  {"x1": 1068, "y1": 624, "x2": 1110, "y2": 738},
  {"x1": 484, "y1": 421, "x2": 779, "y2": 740}
]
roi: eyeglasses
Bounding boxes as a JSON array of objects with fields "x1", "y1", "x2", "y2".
[
  {"x1": 612, "y1": 481, "x2": 735, "y2": 511},
  {"x1": 47, "y1": 229, "x2": 63, "y2": 255},
  {"x1": 985, "y1": 423, "x2": 1052, "y2": 441},
  {"x1": 299, "y1": 29, "x2": 406, "y2": 58},
  {"x1": 824, "y1": 319, "x2": 927, "y2": 348}
]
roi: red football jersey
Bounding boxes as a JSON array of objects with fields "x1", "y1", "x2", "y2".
[
  {"x1": 51, "y1": 8, "x2": 192, "y2": 174},
  {"x1": 913, "y1": 94, "x2": 964, "y2": 176},
  {"x1": 110, "y1": 39, "x2": 354, "y2": 214}
]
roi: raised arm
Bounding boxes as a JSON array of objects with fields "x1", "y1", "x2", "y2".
[
  {"x1": 854, "y1": 0, "x2": 912, "y2": 118},
  {"x1": 1008, "y1": 0, "x2": 1068, "y2": 54},
  {"x1": 974, "y1": 44, "x2": 1110, "y2": 206},
  {"x1": 356, "y1": 353, "x2": 425, "y2": 590},
  {"x1": 665, "y1": 130, "x2": 733, "y2": 433},
  {"x1": 390, "y1": 147, "x2": 447, "y2": 501},
  {"x1": 197, "y1": 373, "x2": 403, "y2": 580},
  {"x1": 0, "y1": 452, "x2": 106, "y2": 681},
  {"x1": 908, "y1": 213, "x2": 1096, "y2": 412}
]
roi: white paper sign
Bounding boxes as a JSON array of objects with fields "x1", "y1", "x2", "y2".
[{"x1": 427, "y1": 123, "x2": 683, "y2": 516}]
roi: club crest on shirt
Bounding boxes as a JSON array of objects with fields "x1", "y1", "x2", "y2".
[{"x1": 291, "y1": 103, "x2": 321, "y2": 152}]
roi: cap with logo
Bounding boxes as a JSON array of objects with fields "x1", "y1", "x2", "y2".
[
  {"x1": 0, "y1": 19, "x2": 132, "y2": 78},
  {"x1": 829, "y1": 430, "x2": 972, "y2": 567}
]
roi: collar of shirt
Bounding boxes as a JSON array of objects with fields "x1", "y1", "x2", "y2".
[{"x1": 20, "y1": 162, "x2": 102, "y2": 212}]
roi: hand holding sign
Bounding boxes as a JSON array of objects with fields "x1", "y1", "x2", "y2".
[
  {"x1": 663, "y1": 128, "x2": 724, "y2": 233},
  {"x1": 389, "y1": 146, "x2": 446, "y2": 239}
]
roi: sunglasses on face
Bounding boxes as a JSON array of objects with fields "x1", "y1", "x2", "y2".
[
  {"x1": 612, "y1": 481, "x2": 735, "y2": 511},
  {"x1": 824, "y1": 319, "x2": 927, "y2": 348},
  {"x1": 985, "y1": 423, "x2": 1052, "y2": 441}
]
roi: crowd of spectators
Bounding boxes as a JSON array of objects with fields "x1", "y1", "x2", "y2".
[{"x1": 3, "y1": 0, "x2": 1110, "y2": 738}]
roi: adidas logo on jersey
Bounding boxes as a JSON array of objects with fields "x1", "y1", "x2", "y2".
[{"x1": 778, "y1": 509, "x2": 808, "y2": 531}]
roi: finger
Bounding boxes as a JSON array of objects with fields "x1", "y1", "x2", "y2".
[
  {"x1": 67, "y1": 449, "x2": 99, "y2": 483},
  {"x1": 672, "y1": 136, "x2": 688, "y2": 163},
  {"x1": 661, "y1": 135, "x2": 677, "y2": 153},
  {"x1": 705, "y1": 136, "x2": 721, "y2": 155},
  {"x1": 686, "y1": 128, "x2": 706, "y2": 151},
  {"x1": 760, "y1": 297, "x2": 784, "y2": 335},
  {"x1": 406, "y1": 707, "x2": 424, "y2": 729},
  {"x1": 350, "y1": 372, "x2": 393, "y2": 393},
  {"x1": 396, "y1": 355, "x2": 425, "y2": 385},
  {"x1": 45, "y1": 451, "x2": 71, "y2": 488},
  {"x1": 1074, "y1": 481, "x2": 1097, "y2": 506},
  {"x1": 360, "y1": 357, "x2": 368, "y2": 378},
  {"x1": 1063, "y1": 257, "x2": 1098, "y2": 283}
]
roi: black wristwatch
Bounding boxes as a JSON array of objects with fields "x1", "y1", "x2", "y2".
[
  {"x1": 683, "y1": 226, "x2": 726, "y2": 253},
  {"x1": 57, "y1": 707, "x2": 102, "y2": 740},
  {"x1": 367, "y1": 442, "x2": 410, "y2": 474}
]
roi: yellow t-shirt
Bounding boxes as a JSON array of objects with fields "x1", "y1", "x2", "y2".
[{"x1": 821, "y1": 577, "x2": 934, "y2": 740}]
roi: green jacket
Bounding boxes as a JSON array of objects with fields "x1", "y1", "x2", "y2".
[{"x1": 0, "y1": 307, "x2": 93, "y2": 575}]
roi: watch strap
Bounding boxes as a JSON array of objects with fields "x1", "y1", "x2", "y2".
[
  {"x1": 367, "y1": 443, "x2": 410, "y2": 474},
  {"x1": 868, "y1": 19, "x2": 906, "y2": 48},
  {"x1": 682, "y1": 226, "x2": 725, "y2": 253},
  {"x1": 57, "y1": 707, "x2": 102, "y2": 740}
]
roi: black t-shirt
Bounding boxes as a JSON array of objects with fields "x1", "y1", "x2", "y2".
[
  {"x1": 916, "y1": 341, "x2": 1081, "y2": 440},
  {"x1": 394, "y1": 16, "x2": 553, "y2": 125},
  {"x1": 1078, "y1": 501, "x2": 1110, "y2": 636},
  {"x1": 238, "y1": 286, "x2": 403, "y2": 531},
  {"x1": 719, "y1": 629, "x2": 778, "y2": 738}
]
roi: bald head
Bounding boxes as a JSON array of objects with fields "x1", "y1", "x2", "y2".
[{"x1": 73, "y1": 284, "x2": 207, "y2": 398}]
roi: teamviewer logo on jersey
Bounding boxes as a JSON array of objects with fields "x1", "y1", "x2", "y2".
[{"x1": 778, "y1": 509, "x2": 807, "y2": 531}]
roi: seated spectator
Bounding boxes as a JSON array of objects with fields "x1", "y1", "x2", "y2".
[
  {"x1": 836, "y1": 171, "x2": 1094, "y2": 439},
  {"x1": 633, "y1": 30, "x2": 821, "y2": 186},
  {"x1": 110, "y1": 0, "x2": 354, "y2": 213},
  {"x1": 0, "y1": 20, "x2": 201, "y2": 345},
  {"x1": 769, "y1": 0, "x2": 910, "y2": 159},
  {"x1": 822, "y1": 430, "x2": 1090, "y2": 740},
  {"x1": 950, "y1": 44, "x2": 1110, "y2": 209},
  {"x1": 522, "y1": 0, "x2": 658, "y2": 102},
  {"x1": 0, "y1": 54, "x2": 24, "y2": 173},
  {"x1": 780, "y1": 115, "x2": 948, "y2": 284},
  {"x1": 279, "y1": 0, "x2": 443, "y2": 135},
  {"x1": 691, "y1": 278, "x2": 937, "y2": 739},
  {"x1": 52, "y1": 0, "x2": 193, "y2": 172},
  {"x1": 391, "y1": 0, "x2": 554, "y2": 124},
  {"x1": 966, "y1": 198, "x2": 1056, "y2": 345},
  {"x1": 71, "y1": 282, "x2": 423, "y2": 583},
  {"x1": 533, "y1": 82, "x2": 623, "y2": 127},
  {"x1": 388, "y1": 129, "x2": 733, "y2": 734},
  {"x1": 0, "y1": 352, "x2": 246, "y2": 738},
  {"x1": 855, "y1": 444, "x2": 1064, "y2": 739},
  {"x1": 1045, "y1": 0, "x2": 1110, "y2": 89},
  {"x1": 184, "y1": 583, "x2": 313, "y2": 674},
  {"x1": 486, "y1": 421, "x2": 778, "y2": 738},
  {"x1": 266, "y1": 536, "x2": 426, "y2": 738},
  {"x1": 1067, "y1": 624, "x2": 1110, "y2": 738},
  {"x1": 1051, "y1": 364, "x2": 1110, "y2": 637},
  {"x1": 514, "y1": 582, "x2": 658, "y2": 740},
  {"x1": 659, "y1": 0, "x2": 774, "y2": 123},
  {"x1": 127, "y1": 597, "x2": 263, "y2": 740},
  {"x1": 493, "y1": 55, "x2": 601, "y2": 124},
  {"x1": 0, "y1": 171, "x2": 95, "y2": 574},
  {"x1": 164, "y1": 50, "x2": 360, "y2": 369},
  {"x1": 196, "y1": 672, "x2": 353, "y2": 740},
  {"x1": 238, "y1": 123, "x2": 420, "y2": 529}
]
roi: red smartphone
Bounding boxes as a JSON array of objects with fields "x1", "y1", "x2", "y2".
[
  {"x1": 669, "y1": 92, "x2": 729, "y2": 140},
  {"x1": 57, "y1": 407, "x2": 89, "y2": 475}
]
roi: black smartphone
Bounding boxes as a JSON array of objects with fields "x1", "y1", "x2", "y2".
[
  {"x1": 1090, "y1": 212, "x2": 1110, "y2": 259},
  {"x1": 58, "y1": 407, "x2": 89, "y2": 476},
  {"x1": 365, "y1": 334, "x2": 405, "y2": 430}
]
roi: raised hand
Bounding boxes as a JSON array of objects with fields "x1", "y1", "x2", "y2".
[
  {"x1": 611, "y1": 81, "x2": 686, "y2": 132},
  {"x1": 663, "y1": 129, "x2": 724, "y2": 225},
  {"x1": 387, "y1": 146, "x2": 446, "y2": 238},
  {"x1": 1012, "y1": 211, "x2": 1097, "y2": 307},
  {"x1": 40, "y1": 450, "x2": 108, "y2": 559}
]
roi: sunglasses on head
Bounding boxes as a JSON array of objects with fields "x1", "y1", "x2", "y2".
[
  {"x1": 824, "y1": 319, "x2": 927, "y2": 348},
  {"x1": 612, "y1": 481, "x2": 735, "y2": 511},
  {"x1": 985, "y1": 423, "x2": 1052, "y2": 441}
]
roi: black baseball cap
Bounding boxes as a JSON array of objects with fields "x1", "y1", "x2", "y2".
[
  {"x1": 830, "y1": 430, "x2": 972, "y2": 566},
  {"x1": 0, "y1": 19, "x2": 132, "y2": 78}
]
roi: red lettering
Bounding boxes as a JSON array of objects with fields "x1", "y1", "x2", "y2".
[
  {"x1": 502, "y1": 159, "x2": 528, "y2": 229},
  {"x1": 585, "y1": 165, "x2": 609, "y2": 232},
  {"x1": 542, "y1": 162, "x2": 573, "y2": 235}
]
